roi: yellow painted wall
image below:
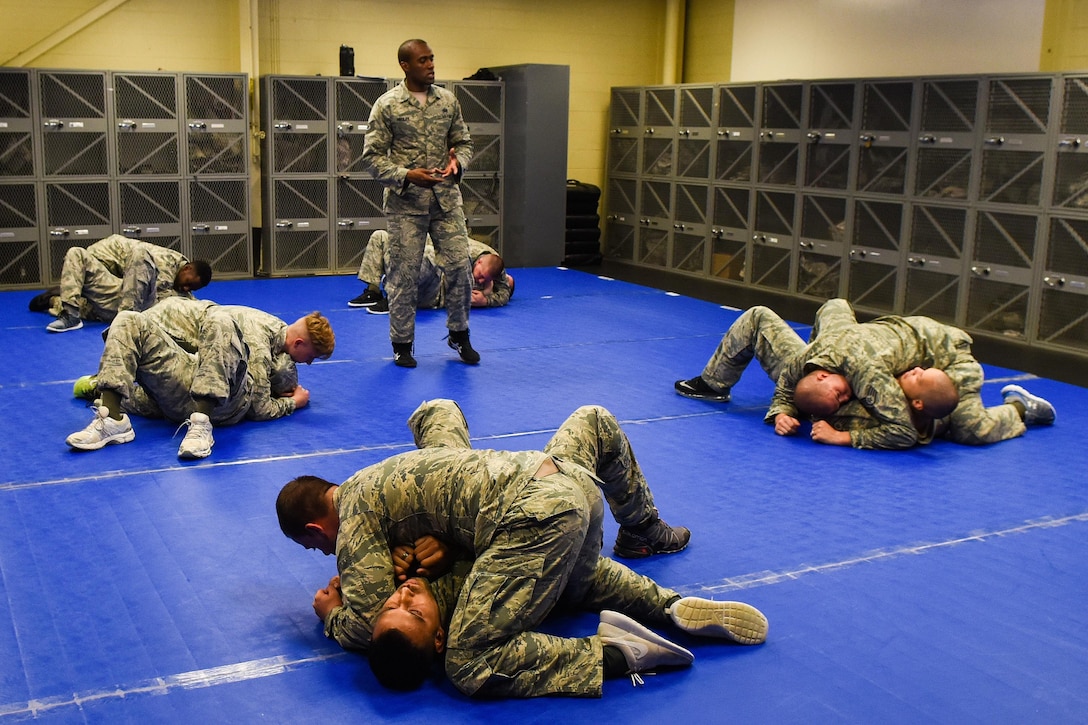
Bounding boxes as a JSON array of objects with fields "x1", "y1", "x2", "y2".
[
  {"x1": 1040, "y1": 0, "x2": 1088, "y2": 71},
  {"x1": 1, "y1": 0, "x2": 242, "y2": 72},
  {"x1": 682, "y1": 0, "x2": 734, "y2": 83},
  {"x1": 1, "y1": 0, "x2": 671, "y2": 188}
]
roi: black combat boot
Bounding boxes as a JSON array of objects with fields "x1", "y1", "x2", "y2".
[
  {"x1": 447, "y1": 329, "x2": 480, "y2": 364},
  {"x1": 392, "y1": 342, "x2": 417, "y2": 368}
]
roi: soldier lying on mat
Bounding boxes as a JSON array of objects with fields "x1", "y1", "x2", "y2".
[
  {"x1": 65, "y1": 297, "x2": 333, "y2": 460},
  {"x1": 30, "y1": 234, "x2": 212, "y2": 334},
  {"x1": 277, "y1": 398, "x2": 767, "y2": 698},
  {"x1": 674, "y1": 298, "x2": 1055, "y2": 449}
]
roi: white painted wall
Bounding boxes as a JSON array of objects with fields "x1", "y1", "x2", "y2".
[{"x1": 730, "y1": 0, "x2": 1046, "y2": 81}]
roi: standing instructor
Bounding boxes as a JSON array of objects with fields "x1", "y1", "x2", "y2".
[{"x1": 362, "y1": 39, "x2": 477, "y2": 368}]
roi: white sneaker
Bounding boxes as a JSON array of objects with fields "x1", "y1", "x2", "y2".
[
  {"x1": 667, "y1": 596, "x2": 769, "y2": 645},
  {"x1": 177, "y1": 412, "x2": 214, "y2": 459},
  {"x1": 597, "y1": 610, "x2": 693, "y2": 674},
  {"x1": 66, "y1": 405, "x2": 135, "y2": 450}
]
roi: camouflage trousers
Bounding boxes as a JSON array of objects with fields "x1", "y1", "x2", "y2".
[
  {"x1": 356, "y1": 230, "x2": 445, "y2": 309},
  {"x1": 407, "y1": 399, "x2": 679, "y2": 698},
  {"x1": 384, "y1": 200, "x2": 471, "y2": 344},
  {"x1": 99, "y1": 308, "x2": 251, "y2": 425},
  {"x1": 53, "y1": 244, "x2": 159, "y2": 322},
  {"x1": 700, "y1": 305, "x2": 807, "y2": 393},
  {"x1": 701, "y1": 298, "x2": 862, "y2": 394}
]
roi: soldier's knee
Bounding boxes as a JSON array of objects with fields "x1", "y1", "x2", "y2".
[
  {"x1": 571, "y1": 404, "x2": 611, "y2": 424},
  {"x1": 64, "y1": 246, "x2": 87, "y2": 265},
  {"x1": 818, "y1": 298, "x2": 851, "y2": 315}
]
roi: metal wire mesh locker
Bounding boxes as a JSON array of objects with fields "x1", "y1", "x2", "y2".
[
  {"x1": 603, "y1": 71, "x2": 1088, "y2": 364},
  {"x1": 0, "y1": 68, "x2": 252, "y2": 289}
]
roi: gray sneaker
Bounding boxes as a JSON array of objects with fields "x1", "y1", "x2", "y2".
[
  {"x1": 1001, "y1": 384, "x2": 1056, "y2": 425},
  {"x1": 47, "y1": 312, "x2": 83, "y2": 333},
  {"x1": 667, "y1": 596, "x2": 769, "y2": 645},
  {"x1": 598, "y1": 610, "x2": 693, "y2": 674},
  {"x1": 177, "y1": 412, "x2": 214, "y2": 459},
  {"x1": 66, "y1": 405, "x2": 135, "y2": 450},
  {"x1": 614, "y1": 516, "x2": 691, "y2": 558}
]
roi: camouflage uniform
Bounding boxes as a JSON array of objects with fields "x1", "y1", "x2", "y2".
[
  {"x1": 356, "y1": 230, "x2": 513, "y2": 308},
  {"x1": 697, "y1": 305, "x2": 809, "y2": 396},
  {"x1": 767, "y1": 299, "x2": 1024, "y2": 449},
  {"x1": 140, "y1": 297, "x2": 298, "y2": 422},
  {"x1": 362, "y1": 81, "x2": 474, "y2": 344},
  {"x1": 51, "y1": 234, "x2": 192, "y2": 322},
  {"x1": 97, "y1": 306, "x2": 250, "y2": 425},
  {"x1": 326, "y1": 400, "x2": 679, "y2": 698}
]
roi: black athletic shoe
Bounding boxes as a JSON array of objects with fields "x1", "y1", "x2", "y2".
[
  {"x1": 393, "y1": 342, "x2": 417, "y2": 368},
  {"x1": 674, "y1": 376, "x2": 730, "y2": 402},
  {"x1": 348, "y1": 288, "x2": 383, "y2": 308},
  {"x1": 29, "y1": 287, "x2": 59, "y2": 312},
  {"x1": 367, "y1": 297, "x2": 390, "y2": 315},
  {"x1": 448, "y1": 330, "x2": 480, "y2": 364}
]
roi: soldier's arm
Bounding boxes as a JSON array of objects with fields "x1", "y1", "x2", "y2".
[
  {"x1": 244, "y1": 347, "x2": 295, "y2": 421},
  {"x1": 360, "y1": 101, "x2": 406, "y2": 189},
  {"x1": 840, "y1": 365, "x2": 918, "y2": 450}
]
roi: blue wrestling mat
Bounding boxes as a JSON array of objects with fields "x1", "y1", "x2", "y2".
[{"x1": 1, "y1": 267, "x2": 1086, "y2": 723}]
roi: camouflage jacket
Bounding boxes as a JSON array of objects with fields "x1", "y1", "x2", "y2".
[
  {"x1": 767, "y1": 315, "x2": 974, "y2": 449},
  {"x1": 362, "y1": 81, "x2": 473, "y2": 216},
  {"x1": 325, "y1": 447, "x2": 548, "y2": 651},
  {"x1": 143, "y1": 298, "x2": 296, "y2": 421},
  {"x1": 86, "y1": 235, "x2": 191, "y2": 302}
]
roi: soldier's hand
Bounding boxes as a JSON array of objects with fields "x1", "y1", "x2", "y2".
[
  {"x1": 774, "y1": 413, "x2": 801, "y2": 436},
  {"x1": 313, "y1": 580, "x2": 344, "y2": 619},
  {"x1": 440, "y1": 148, "x2": 460, "y2": 178},
  {"x1": 810, "y1": 420, "x2": 852, "y2": 446},
  {"x1": 412, "y1": 535, "x2": 453, "y2": 579},
  {"x1": 292, "y1": 385, "x2": 310, "y2": 409},
  {"x1": 406, "y1": 167, "x2": 444, "y2": 188},
  {"x1": 392, "y1": 544, "x2": 415, "y2": 582}
]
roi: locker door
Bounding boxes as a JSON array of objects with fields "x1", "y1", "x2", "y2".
[
  {"x1": 43, "y1": 180, "x2": 113, "y2": 281},
  {"x1": 0, "y1": 69, "x2": 35, "y2": 178},
  {"x1": 604, "y1": 176, "x2": 637, "y2": 262},
  {"x1": 903, "y1": 203, "x2": 968, "y2": 322},
  {"x1": 671, "y1": 182, "x2": 709, "y2": 273},
  {"x1": 978, "y1": 75, "x2": 1053, "y2": 207},
  {"x1": 804, "y1": 81, "x2": 856, "y2": 191},
  {"x1": 38, "y1": 71, "x2": 109, "y2": 177},
  {"x1": 184, "y1": 74, "x2": 248, "y2": 176},
  {"x1": 607, "y1": 88, "x2": 641, "y2": 176},
  {"x1": 964, "y1": 210, "x2": 1036, "y2": 338},
  {"x1": 847, "y1": 199, "x2": 904, "y2": 313},
  {"x1": 796, "y1": 194, "x2": 847, "y2": 300},
  {"x1": 1037, "y1": 216, "x2": 1088, "y2": 353},
  {"x1": 641, "y1": 87, "x2": 677, "y2": 178},
  {"x1": 756, "y1": 83, "x2": 803, "y2": 187},
  {"x1": 0, "y1": 181, "x2": 42, "y2": 286},
  {"x1": 858, "y1": 80, "x2": 914, "y2": 196},
  {"x1": 915, "y1": 78, "x2": 979, "y2": 201},
  {"x1": 187, "y1": 177, "x2": 251, "y2": 276},
  {"x1": 751, "y1": 189, "x2": 796, "y2": 291},
  {"x1": 113, "y1": 72, "x2": 181, "y2": 177}
]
